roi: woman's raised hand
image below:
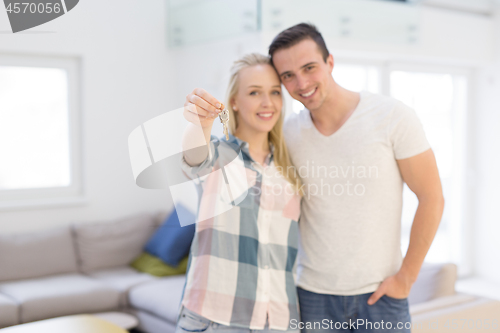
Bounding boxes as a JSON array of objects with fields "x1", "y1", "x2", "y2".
[{"x1": 184, "y1": 88, "x2": 223, "y2": 129}]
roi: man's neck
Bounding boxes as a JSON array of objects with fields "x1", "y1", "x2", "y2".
[{"x1": 309, "y1": 83, "x2": 361, "y2": 137}]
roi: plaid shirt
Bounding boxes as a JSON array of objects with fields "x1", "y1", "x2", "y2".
[{"x1": 179, "y1": 133, "x2": 301, "y2": 331}]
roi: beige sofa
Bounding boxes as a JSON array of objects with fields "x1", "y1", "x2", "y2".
[
  {"x1": 409, "y1": 264, "x2": 500, "y2": 332},
  {"x1": 0, "y1": 211, "x2": 175, "y2": 332},
  {"x1": 0, "y1": 211, "x2": 499, "y2": 333}
]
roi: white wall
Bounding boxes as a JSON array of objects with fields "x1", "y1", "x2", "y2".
[{"x1": 0, "y1": 0, "x2": 177, "y2": 233}]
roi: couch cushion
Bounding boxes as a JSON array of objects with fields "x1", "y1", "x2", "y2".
[
  {"x1": 411, "y1": 295, "x2": 500, "y2": 328},
  {"x1": 85, "y1": 266, "x2": 157, "y2": 307},
  {"x1": 409, "y1": 262, "x2": 457, "y2": 305},
  {"x1": 0, "y1": 293, "x2": 19, "y2": 328},
  {"x1": 72, "y1": 212, "x2": 157, "y2": 273},
  {"x1": 145, "y1": 206, "x2": 195, "y2": 267},
  {"x1": 128, "y1": 275, "x2": 186, "y2": 324},
  {"x1": 410, "y1": 293, "x2": 478, "y2": 316},
  {"x1": 0, "y1": 226, "x2": 78, "y2": 282},
  {"x1": 0, "y1": 273, "x2": 120, "y2": 323}
]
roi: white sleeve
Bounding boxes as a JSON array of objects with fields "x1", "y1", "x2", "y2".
[{"x1": 388, "y1": 100, "x2": 431, "y2": 160}]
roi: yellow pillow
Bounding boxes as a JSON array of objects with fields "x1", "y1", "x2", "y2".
[{"x1": 131, "y1": 252, "x2": 188, "y2": 277}]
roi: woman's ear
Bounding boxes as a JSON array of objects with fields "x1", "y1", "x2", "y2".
[{"x1": 230, "y1": 97, "x2": 238, "y2": 111}]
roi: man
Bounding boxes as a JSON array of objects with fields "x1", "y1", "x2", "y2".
[{"x1": 269, "y1": 23, "x2": 445, "y2": 332}]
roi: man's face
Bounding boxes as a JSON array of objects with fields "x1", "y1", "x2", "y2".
[{"x1": 272, "y1": 38, "x2": 334, "y2": 112}]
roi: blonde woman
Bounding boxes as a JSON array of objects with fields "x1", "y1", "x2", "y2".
[{"x1": 176, "y1": 53, "x2": 302, "y2": 333}]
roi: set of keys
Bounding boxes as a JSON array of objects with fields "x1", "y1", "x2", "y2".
[{"x1": 217, "y1": 103, "x2": 229, "y2": 140}]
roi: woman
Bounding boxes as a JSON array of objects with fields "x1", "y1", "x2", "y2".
[{"x1": 176, "y1": 53, "x2": 302, "y2": 333}]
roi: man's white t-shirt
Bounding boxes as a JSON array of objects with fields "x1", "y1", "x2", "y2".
[{"x1": 283, "y1": 90, "x2": 431, "y2": 295}]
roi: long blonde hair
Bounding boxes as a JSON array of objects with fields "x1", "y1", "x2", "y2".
[{"x1": 225, "y1": 53, "x2": 303, "y2": 196}]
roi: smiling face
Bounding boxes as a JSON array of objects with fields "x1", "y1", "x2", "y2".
[
  {"x1": 231, "y1": 64, "x2": 283, "y2": 135},
  {"x1": 272, "y1": 38, "x2": 334, "y2": 112}
]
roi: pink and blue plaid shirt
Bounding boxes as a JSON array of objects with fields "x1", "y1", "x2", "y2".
[{"x1": 179, "y1": 133, "x2": 301, "y2": 331}]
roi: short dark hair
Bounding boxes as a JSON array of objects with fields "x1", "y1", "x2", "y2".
[{"x1": 268, "y1": 23, "x2": 330, "y2": 67}]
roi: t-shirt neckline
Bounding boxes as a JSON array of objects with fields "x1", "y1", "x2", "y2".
[{"x1": 304, "y1": 90, "x2": 367, "y2": 139}]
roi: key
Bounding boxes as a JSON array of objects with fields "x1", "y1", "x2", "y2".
[{"x1": 218, "y1": 103, "x2": 229, "y2": 140}]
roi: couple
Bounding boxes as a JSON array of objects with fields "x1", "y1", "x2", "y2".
[{"x1": 176, "y1": 23, "x2": 444, "y2": 333}]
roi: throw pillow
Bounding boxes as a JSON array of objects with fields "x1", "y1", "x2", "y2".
[
  {"x1": 131, "y1": 252, "x2": 188, "y2": 276},
  {"x1": 144, "y1": 205, "x2": 195, "y2": 266}
]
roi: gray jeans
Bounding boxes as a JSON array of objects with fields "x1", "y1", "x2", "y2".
[{"x1": 175, "y1": 305, "x2": 300, "y2": 333}]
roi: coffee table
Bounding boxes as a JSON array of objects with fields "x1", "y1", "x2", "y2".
[
  {"x1": 92, "y1": 311, "x2": 139, "y2": 330},
  {"x1": 0, "y1": 314, "x2": 128, "y2": 333}
]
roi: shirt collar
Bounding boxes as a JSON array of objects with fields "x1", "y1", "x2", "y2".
[{"x1": 225, "y1": 133, "x2": 274, "y2": 167}]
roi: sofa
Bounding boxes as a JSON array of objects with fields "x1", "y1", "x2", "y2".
[
  {"x1": 408, "y1": 263, "x2": 500, "y2": 332},
  {"x1": 0, "y1": 211, "x2": 179, "y2": 332},
  {"x1": 0, "y1": 211, "x2": 499, "y2": 333}
]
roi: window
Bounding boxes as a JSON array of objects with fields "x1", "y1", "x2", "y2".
[
  {"x1": 283, "y1": 61, "x2": 470, "y2": 276},
  {"x1": 0, "y1": 54, "x2": 83, "y2": 209},
  {"x1": 389, "y1": 65, "x2": 469, "y2": 275}
]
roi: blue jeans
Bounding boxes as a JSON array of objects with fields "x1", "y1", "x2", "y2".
[
  {"x1": 175, "y1": 305, "x2": 300, "y2": 333},
  {"x1": 296, "y1": 287, "x2": 411, "y2": 333}
]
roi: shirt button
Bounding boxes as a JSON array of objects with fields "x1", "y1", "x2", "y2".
[{"x1": 264, "y1": 265, "x2": 269, "y2": 269}]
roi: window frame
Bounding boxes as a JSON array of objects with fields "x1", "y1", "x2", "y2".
[
  {"x1": 386, "y1": 62, "x2": 473, "y2": 277},
  {"x1": 0, "y1": 53, "x2": 85, "y2": 210}
]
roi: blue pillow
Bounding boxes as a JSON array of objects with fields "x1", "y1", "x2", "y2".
[{"x1": 145, "y1": 205, "x2": 196, "y2": 267}]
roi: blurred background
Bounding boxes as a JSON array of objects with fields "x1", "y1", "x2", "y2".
[{"x1": 0, "y1": 0, "x2": 499, "y2": 300}]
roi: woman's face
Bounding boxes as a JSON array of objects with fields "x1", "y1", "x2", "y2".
[{"x1": 232, "y1": 64, "x2": 282, "y2": 135}]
